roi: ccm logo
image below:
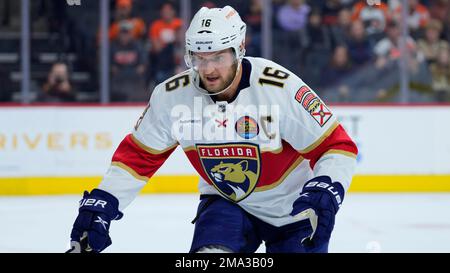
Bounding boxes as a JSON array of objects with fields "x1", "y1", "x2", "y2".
[
  {"x1": 80, "y1": 198, "x2": 107, "y2": 208},
  {"x1": 305, "y1": 181, "x2": 342, "y2": 206}
]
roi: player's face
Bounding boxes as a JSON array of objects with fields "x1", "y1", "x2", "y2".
[{"x1": 192, "y1": 49, "x2": 238, "y2": 93}]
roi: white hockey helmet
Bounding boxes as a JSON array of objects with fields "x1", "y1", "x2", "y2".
[{"x1": 184, "y1": 5, "x2": 247, "y2": 69}]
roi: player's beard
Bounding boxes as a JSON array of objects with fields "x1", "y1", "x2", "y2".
[{"x1": 203, "y1": 63, "x2": 238, "y2": 94}]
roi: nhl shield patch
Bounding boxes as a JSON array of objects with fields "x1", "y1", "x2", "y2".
[{"x1": 197, "y1": 143, "x2": 261, "y2": 203}]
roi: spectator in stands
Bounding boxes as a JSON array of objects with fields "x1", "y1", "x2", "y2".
[
  {"x1": 351, "y1": 0, "x2": 390, "y2": 42},
  {"x1": 110, "y1": 20, "x2": 147, "y2": 102},
  {"x1": 347, "y1": 20, "x2": 374, "y2": 66},
  {"x1": 276, "y1": 0, "x2": 311, "y2": 31},
  {"x1": 418, "y1": 19, "x2": 450, "y2": 65},
  {"x1": 38, "y1": 62, "x2": 76, "y2": 102},
  {"x1": 392, "y1": 0, "x2": 430, "y2": 38},
  {"x1": 322, "y1": 46, "x2": 356, "y2": 102},
  {"x1": 300, "y1": 9, "x2": 333, "y2": 87},
  {"x1": 429, "y1": 46, "x2": 450, "y2": 101},
  {"x1": 275, "y1": 0, "x2": 311, "y2": 74},
  {"x1": 428, "y1": 0, "x2": 450, "y2": 23},
  {"x1": 387, "y1": 0, "x2": 401, "y2": 11},
  {"x1": 373, "y1": 21, "x2": 421, "y2": 70},
  {"x1": 148, "y1": 2, "x2": 183, "y2": 85},
  {"x1": 109, "y1": 0, "x2": 146, "y2": 41},
  {"x1": 372, "y1": 21, "x2": 430, "y2": 101},
  {"x1": 242, "y1": 0, "x2": 263, "y2": 57},
  {"x1": 330, "y1": 8, "x2": 353, "y2": 47},
  {"x1": 321, "y1": 0, "x2": 343, "y2": 25}
]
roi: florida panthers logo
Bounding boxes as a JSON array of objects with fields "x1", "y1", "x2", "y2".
[
  {"x1": 210, "y1": 160, "x2": 257, "y2": 184},
  {"x1": 197, "y1": 143, "x2": 261, "y2": 202}
]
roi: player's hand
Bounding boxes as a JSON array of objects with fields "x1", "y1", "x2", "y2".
[
  {"x1": 67, "y1": 189, "x2": 123, "y2": 253},
  {"x1": 290, "y1": 176, "x2": 344, "y2": 252}
]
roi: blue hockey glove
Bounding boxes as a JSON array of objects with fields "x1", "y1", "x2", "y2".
[
  {"x1": 67, "y1": 189, "x2": 123, "y2": 253},
  {"x1": 290, "y1": 176, "x2": 344, "y2": 252}
]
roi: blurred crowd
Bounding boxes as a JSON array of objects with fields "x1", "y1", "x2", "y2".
[
  {"x1": 0, "y1": 0, "x2": 449, "y2": 103},
  {"x1": 272, "y1": 0, "x2": 450, "y2": 102}
]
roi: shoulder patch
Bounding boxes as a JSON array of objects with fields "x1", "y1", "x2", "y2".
[{"x1": 294, "y1": 86, "x2": 332, "y2": 127}]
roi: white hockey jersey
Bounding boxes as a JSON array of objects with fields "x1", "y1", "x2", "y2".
[{"x1": 98, "y1": 57, "x2": 358, "y2": 227}]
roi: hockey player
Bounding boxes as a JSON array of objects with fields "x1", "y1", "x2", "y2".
[{"x1": 68, "y1": 6, "x2": 358, "y2": 253}]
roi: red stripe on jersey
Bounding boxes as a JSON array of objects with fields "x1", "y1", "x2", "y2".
[
  {"x1": 258, "y1": 141, "x2": 303, "y2": 187},
  {"x1": 301, "y1": 125, "x2": 358, "y2": 169},
  {"x1": 183, "y1": 126, "x2": 356, "y2": 189},
  {"x1": 112, "y1": 134, "x2": 176, "y2": 179},
  {"x1": 185, "y1": 150, "x2": 213, "y2": 183}
]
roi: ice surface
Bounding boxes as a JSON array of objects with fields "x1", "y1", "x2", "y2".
[{"x1": 0, "y1": 193, "x2": 449, "y2": 253}]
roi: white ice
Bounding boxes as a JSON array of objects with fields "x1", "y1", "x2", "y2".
[{"x1": 0, "y1": 193, "x2": 449, "y2": 253}]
